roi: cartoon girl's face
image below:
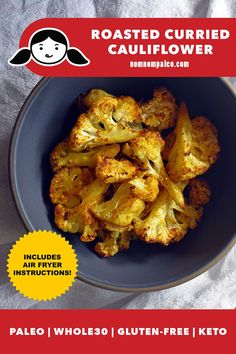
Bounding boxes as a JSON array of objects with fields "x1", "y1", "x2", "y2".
[{"x1": 31, "y1": 37, "x2": 67, "y2": 64}]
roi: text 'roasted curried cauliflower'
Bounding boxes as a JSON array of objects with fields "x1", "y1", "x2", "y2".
[{"x1": 49, "y1": 87, "x2": 220, "y2": 257}]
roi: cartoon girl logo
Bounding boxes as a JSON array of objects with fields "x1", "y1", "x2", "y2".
[{"x1": 9, "y1": 28, "x2": 90, "y2": 66}]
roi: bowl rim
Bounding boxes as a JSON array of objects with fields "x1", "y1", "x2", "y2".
[{"x1": 8, "y1": 77, "x2": 236, "y2": 293}]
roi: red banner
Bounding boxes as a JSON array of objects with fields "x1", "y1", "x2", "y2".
[
  {"x1": 8, "y1": 18, "x2": 236, "y2": 76},
  {"x1": 0, "y1": 310, "x2": 235, "y2": 353}
]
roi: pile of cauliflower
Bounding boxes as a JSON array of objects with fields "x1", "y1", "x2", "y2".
[{"x1": 49, "y1": 87, "x2": 220, "y2": 257}]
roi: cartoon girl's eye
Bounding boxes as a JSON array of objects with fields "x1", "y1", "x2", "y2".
[
  {"x1": 39, "y1": 47, "x2": 43, "y2": 50},
  {"x1": 55, "y1": 47, "x2": 59, "y2": 50}
]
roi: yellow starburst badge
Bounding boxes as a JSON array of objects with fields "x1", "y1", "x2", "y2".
[{"x1": 7, "y1": 230, "x2": 78, "y2": 301}]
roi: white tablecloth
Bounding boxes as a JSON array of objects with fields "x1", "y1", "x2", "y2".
[{"x1": 0, "y1": 0, "x2": 235, "y2": 309}]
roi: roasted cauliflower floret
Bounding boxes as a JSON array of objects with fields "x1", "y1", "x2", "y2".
[
  {"x1": 162, "y1": 131, "x2": 176, "y2": 161},
  {"x1": 166, "y1": 104, "x2": 220, "y2": 181},
  {"x1": 84, "y1": 90, "x2": 142, "y2": 123},
  {"x1": 69, "y1": 96, "x2": 141, "y2": 152},
  {"x1": 100, "y1": 220, "x2": 132, "y2": 233},
  {"x1": 122, "y1": 130, "x2": 184, "y2": 207},
  {"x1": 55, "y1": 204, "x2": 80, "y2": 233},
  {"x1": 91, "y1": 182, "x2": 145, "y2": 227},
  {"x1": 117, "y1": 231, "x2": 132, "y2": 251},
  {"x1": 134, "y1": 187, "x2": 202, "y2": 246},
  {"x1": 54, "y1": 179, "x2": 109, "y2": 242},
  {"x1": 170, "y1": 206, "x2": 204, "y2": 243},
  {"x1": 141, "y1": 88, "x2": 177, "y2": 131},
  {"x1": 187, "y1": 178, "x2": 211, "y2": 207},
  {"x1": 83, "y1": 89, "x2": 114, "y2": 107},
  {"x1": 94, "y1": 230, "x2": 131, "y2": 258},
  {"x1": 50, "y1": 167, "x2": 93, "y2": 208},
  {"x1": 129, "y1": 172, "x2": 159, "y2": 202},
  {"x1": 113, "y1": 96, "x2": 142, "y2": 124},
  {"x1": 96, "y1": 156, "x2": 136, "y2": 183},
  {"x1": 55, "y1": 204, "x2": 98, "y2": 239},
  {"x1": 50, "y1": 140, "x2": 120, "y2": 172}
]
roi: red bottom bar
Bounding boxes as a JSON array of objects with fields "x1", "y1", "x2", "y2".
[{"x1": 0, "y1": 310, "x2": 234, "y2": 354}]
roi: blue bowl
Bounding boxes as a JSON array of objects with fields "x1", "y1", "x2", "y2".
[{"x1": 9, "y1": 77, "x2": 236, "y2": 292}]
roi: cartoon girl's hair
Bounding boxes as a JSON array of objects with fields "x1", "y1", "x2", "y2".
[
  {"x1": 9, "y1": 28, "x2": 89, "y2": 66},
  {"x1": 67, "y1": 48, "x2": 89, "y2": 65},
  {"x1": 30, "y1": 29, "x2": 68, "y2": 48},
  {"x1": 9, "y1": 48, "x2": 31, "y2": 65}
]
